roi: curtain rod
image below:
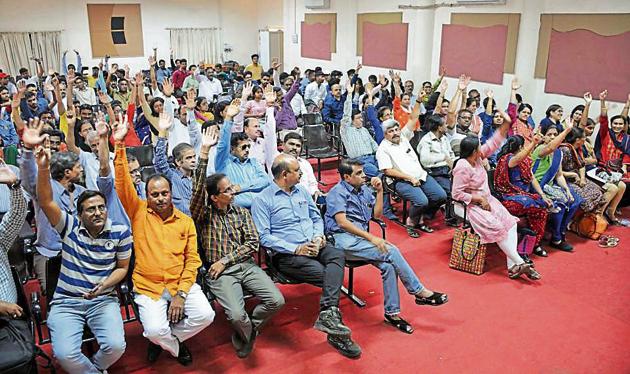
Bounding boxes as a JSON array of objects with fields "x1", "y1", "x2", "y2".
[{"x1": 166, "y1": 27, "x2": 221, "y2": 30}]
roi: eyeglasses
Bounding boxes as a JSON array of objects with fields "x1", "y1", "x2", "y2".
[
  {"x1": 459, "y1": 116, "x2": 472, "y2": 121},
  {"x1": 239, "y1": 144, "x2": 251, "y2": 150},
  {"x1": 130, "y1": 168, "x2": 141, "y2": 175},
  {"x1": 84, "y1": 205, "x2": 107, "y2": 214},
  {"x1": 219, "y1": 185, "x2": 235, "y2": 195}
]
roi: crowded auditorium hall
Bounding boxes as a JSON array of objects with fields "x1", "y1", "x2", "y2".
[{"x1": 0, "y1": 0, "x2": 629, "y2": 373}]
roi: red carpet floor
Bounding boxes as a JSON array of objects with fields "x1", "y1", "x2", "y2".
[{"x1": 34, "y1": 161, "x2": 630, "y2": 374}]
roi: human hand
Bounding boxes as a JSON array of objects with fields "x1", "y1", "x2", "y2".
[
  {"x1": 242, "y1": 81, "x2": 253, "y2": 99},
  {"x1": 478, "y1": 196, "x2": 491, "y2": 211},
  {"x1": 543, "y1": 197, "x2": 553, "y2": 208},
  {"x1": 356, "y1": 61, "x2": 363, "y2": 71},
  {"x1": 457, "y1": 74, "x2": 469, "y2": 90},
  {"x1": 296, "y1": 242, "x2": 319, "y2": 257},
  {"x1": 0, "y1": 160, "x2": 18, "y2": 185},
  {"x1": 123, "y1": 64, "x2": 130, "y2": 74},
  {"x1": 599, "y1": 89, "x2": 608, "y2": 101},
  {"x1": 16, "y1": 80, "x2": 27, "y2": 95},
  {"x1": 583, "y1": 92, "x2": 592, "y2": 104},
  {"x1": 185, "y1": 89, "x2": 196, "y2": 110},
  {"x1": 22, "y1": 118, "x2": 47, "y2": 148},
  {"x1": 408, "y1": 177, "x2": 420, "y2": 186},
  {"x1": 313, "y1": 235, "x2": 326, "y2": 249},
  {"x1": 264, "y1": 91, "x2": 276, "y2": 104},
  {"x1": 370, "y1": 176, "x2": 383, "y2": 191},
  {"x1": 148, "y1": 55, "x2": 156, "y2": 66},
  {"x1": 134, "y1": 72, "x2": 144, "y2": 86},
  {"x1": 162, "y1": 78, "x2": 174, "y2": 97},
  {"x1": 209, "y1": 261, "x2": 226, "y2": 280},
  {"x1": 346, "y1": 81, "x2": 355, "y2": 94},
  {"x1": 95, "y1": 112, "x2": 109, "y2": 137},
  {"x1": 168, "y1": 295, "x2": 185, "y2": 323},
  {"x1": 97, "y1": 90, "x2": 111, "y2": 105},
  {"x1": 393, "y1": 72, "x2": 401, "y2": 83},
  {"x1": 158, "y1": 112, "x2": 173, "y2": 132},
  {"x1": 66, "y1": 109, "x2": 77, "y2": 128},
  {"x1": 112, "y1": 113, "x2": 129, "y2": 142},
  {"x1": 34, "y1": 144, "x2": 51, "y2": 170},
  {"x1": 271, "y1": 59, "x2": 281, "y2": 70},
  {"x1": 225, "y1": 99, "x2": 241, "y2": 119},
  {"x1": 200, "y1": 126, "x2": 219, "y2": 151},
  {"x1": 378, "y1": 74, "x2": 387, "y2": 87},
  {"x1": 0, "y1": 301, "x2": 23, "y2": 319},
  {"x1": 439, "y1": 79, "x2": 448, "y2": 93},
  {"x1": 83, "y1": 282, "x2": 103, "y2": 300},
  {"x1": 511, "y1": 77, "x2": 521, "y2": 91},
  {"x1": 485, "y1": 89, "x2": 494, "y2": 99},
  {"x1": 369, "y1": 235, "x2": 388, "y2": 254},
  {"x1": 440, "y1": 66, "x2": 447, "y2": 77}
]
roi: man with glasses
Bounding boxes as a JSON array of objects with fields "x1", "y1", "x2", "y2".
[
  {"x1": 447, "y1": 109, "x2": 476, "y2": 157},
  {"x1": 191, "y1": 129, "x2": 284, "y2": 358},
  {"x1": 215, "y1": 100, "x2": 270, "y2": 208},
  {"x1": 252, "y1": 154, "x2": 361, "y2": 358}
]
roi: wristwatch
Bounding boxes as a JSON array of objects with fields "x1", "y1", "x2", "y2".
[
  {"x1": 8, "y1": 180, "x2": 21, "y2": 190},
  {"x1": 176, "y1": 290, "x2": 188, "y2": 300}
]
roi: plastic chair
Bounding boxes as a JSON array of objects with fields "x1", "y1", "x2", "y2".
[
  {"x1": 302, "y1": 124, "x2": 340, "y2": 182},
  {"x1": 126, "y1": 145, "x2": 155, "y2": 167}
]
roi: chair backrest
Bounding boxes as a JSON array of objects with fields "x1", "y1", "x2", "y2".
[
  {"x1": 303, "y1": 113, "x2": 323, "y2": 126},
  {"x1": 45, "y1": 256, "x2": 62, "y2": 306},
  {"x1": 141, "y1": 166, "x2": 157, "y2": 182},
  {"x1": 303, "y1": 124, "x2": 331, "y2": 151},
  {"x1": 126, "y1": 145, "x2": 155, "y2": 167}
]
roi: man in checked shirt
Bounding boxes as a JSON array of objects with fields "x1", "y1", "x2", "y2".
[{"x1": 190, "y1": 125, "x2": 284, "y2": 359}]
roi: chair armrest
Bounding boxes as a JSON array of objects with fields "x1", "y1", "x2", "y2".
[
  {"x1": 449, "y1": 197, "x2": 469, "y2": 225},
  {"x1": 30, "y1": 292, "x2": 42, "y2": 321},
  {"x1": 370, "y1": 218, "x2": 387, "y2": 239}
]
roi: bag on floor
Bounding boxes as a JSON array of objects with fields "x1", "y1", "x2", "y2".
[
  {"x1": 449, "y1": 226, "x2": 487, "y2": 275},
  {"x1": 517, "y1": 228, "x2": 537, "y2": 255},
  {"x1": 0, "y1": 317, "x2": 37, "y2": 374},
  {"x1": 571, "y1": 212, "x2": 608, "y2": 240}
]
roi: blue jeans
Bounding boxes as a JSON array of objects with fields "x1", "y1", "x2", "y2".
[
  {"x1": 394, "y1": 175, "x2": 448, "y2": 222},
  {"x1": 47, "y1": 295, "x2": 126, "y2": 373},
  {"x1": 548, "y1": 186, "x2": 583, "y2": 242},
  {"x1": 333, "y1": 232, "x2": 424, "y2": 315}
]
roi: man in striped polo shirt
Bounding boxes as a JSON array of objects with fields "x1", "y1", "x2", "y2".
[{"x1": 32, "y1": 126, "x2": 132, "y2": 374}]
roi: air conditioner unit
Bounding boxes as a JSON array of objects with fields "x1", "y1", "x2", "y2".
[
  {"x1": 456, "y1": 0, "x2": 506, "y2": 4},
  {"x1": 305, "y1": 0, "x2": 330, "y2": 9}
]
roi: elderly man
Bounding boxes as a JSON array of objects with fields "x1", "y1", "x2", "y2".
[
  {"x1": 376, "y1": 104, "x2": 447, "y2": 237},
  {"x1": 114, "y1": 121, "x2": 214, "y2": 366},
  {"x1": 252, "y1": 154, "x2": 361, "y2": 358}
]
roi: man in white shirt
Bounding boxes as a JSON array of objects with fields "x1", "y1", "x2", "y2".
[
  {"x1": 197, "y1": 67, "x2": 224, "y2": 102},
  {"x1": 304, "y1": 72, "x2": 327, "y2": 111},
  {"x1": 376, "y1": 118, "x2": 447, "y2": 235},
  {"x1": 244, "y1": 99, "x2": 277, "y2": 171},
  {"x1": 72, "y1": 75, "x2": 97, "y2": 106}
]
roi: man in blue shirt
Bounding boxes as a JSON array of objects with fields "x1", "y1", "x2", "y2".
[
  {"x1": 251, "y1": 154, "x2": 361, "y2": 358},
  {"x1": 321, "y1": 82, "x2": 345, "y2": 125},
  {"x1": 325, "y1": 159, "x2": 449, "y2": 334},
  {"x1": 215, "y1": 100, "x2": 270, "y2": 208}
]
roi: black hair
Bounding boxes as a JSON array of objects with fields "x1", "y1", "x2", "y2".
[
  {"x1": 377, "y1": 106, "x2": 391, "y2": 120},
  {"x1": 243, "y1": 70, "x2": 253, "y2": 77},
  {"x1": 149, "y1": 97, "x2": 164, "y2": 116},
  {"x1": 565, "y1": 127, "x2": 585, "y2": 145},
  {"x1": 261, "y1": 72, "x2": 271, "y2": 79},
  {"x1": 145, "y1": 173, "x2": 172, "y2": 196},
  {"x1": 77, "y1": 190, "x2": 107, "y2": 214},
  {"x1": 465, "y1": 97, "x2": 477, "y2": 108},
  {"x1": 283, "y1": 132, "x2": 303, "y2": 144},
  {"x1": 127, "y1": 154, "x2": 139, "y2": 163},
  {"x1": 610, "y1": 114, "x2": 628, "y2": 126},
  {"x1": 230, "y1": 132, "x2": 249, "y2": 148},
  {"x1": 458, "y1": 108, "x2": 473, "y2": 118},
  {"x1": 496, "y1": 135, "x2": 525, "y2": 162},
  {"x1": 482, "y1": 97, "x2": 496, "y2": 110},
  {"x1": 517, "y1": 103, "x2": 533, "y2": 114},
  {"x1": 50, "y1": 152, "x2": 80, "y2": 181},
  {"x1": 540, "y1": 123, "x2": 560, "y2": 135},
  {"x1": 25, "y1": 91, "x2": 37, "y2": 100},
  {"x1": 347, "y1": 69, "x2": 356, "y2": 77},
  {"x1": 515, "y1": 93, "x2": 523, "y2": 103},
  {"x1": 422, "y1": 81, "x2": 432, "y2": 87},
  {"x1": 571, "y1": 104, "x2": 585, "y2": 119},
  {"x1": 459, "y1": 136, "x2": 480, "y2": 159},
  {"x1": 545, "y1": 104, "x2": 562, "y2": 118},
  {"x1": 19, "y1": 67, "x2": 28, "y2": 74},
  {"x1": 195, "y1": 96, "x2": 207, "y2": 110},
  {"x1": 338, "y1": 158, "x2": 364, "y2": 179},
  {"x1": 351, "y1": 108, "x2": 361, "y2": 120},
  {"x1": 205, "y1": 173, "x2": 227, "y2": 202},
  {"x1": 426, "y1": 114, "x2": 445, "y2": 132},
  {"x1": 251, "y1": 54, "x2": 259, "y2": 59}
]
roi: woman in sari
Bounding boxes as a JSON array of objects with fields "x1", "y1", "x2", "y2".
[
  {"x1": 531, "y1": 122, "x2": 583, "y2": 252},
  {"x1": 452, "y1": 116, "x2": 541, "y2": 280},
  {"x1": 494, "y1": 134, "x2": 552, "y2": 257}
]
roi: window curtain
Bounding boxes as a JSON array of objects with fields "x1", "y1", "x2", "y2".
[
  {"x1": 169, "y1": 28, "x2": 222, "y2": 65},
  {"x1": 0, "y1": 31, "x2": 61, "y2": 77}
]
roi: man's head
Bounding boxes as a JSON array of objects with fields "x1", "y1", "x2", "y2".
[
  {"x1": 426, "y1": 114, "x2": 447, "y2": 136},
  {"x1": 91, "y1": 66, "x2": 99, "y2": 78},
  {"x1": 439, "y1": 99, "x2": 450, "y2": 116},
  {"x1": 404, "y1": 80, "x2": 414, "y2": 95},
  {"x1": 282, "y1": 76, "x2": 294, "y2": 91},
  {"x1": 172, "y1": 143, "x2": 196, "y2": 172},
  {"x1": 251, "y1": 54, "x2": 259, "y2": 64},
  {"x1": 307, "y1": 70, "x2": 315, "y2": 82},
  {"x1": 118, "y1": 78, "x2": 128, "y2": 93},
  {"x1": 282, "y1": 132, "x2": 303, "y2": 157},
  {"x1": 42, "y1": 129, "x2": 63, "y2": 152},
  {"x1": 127, "y1": 154, "x2": 143, "y2": 186},
  {"x1": 25, "y1": 92, "x2": 38, "y2": 110},
  {"x1": 79, "y1": 104, "x2": 93, "y2": 121},
  {"x1": 468, "y1": 89, "x2": 481, "y2": 106},
  {"x1": 244, "y1": 71, "x2": 253, "y2": 82},
  {"x1": 230, "y1": 132, "x2": 251, "y2": 162},
  {"x1": 145, "y1": 174, "x2": 173, "y2": 216},
  {"x1": 351, "y1": 109, "x2": 363, "y2": 128},
  {"x1": 86, "y1": 130, "x2": 100, "y2": 154},
  {"x1": 26, "y1": 83, "x2": 37, "y2": 95},
  {"x1": 457, "y1": 109, "x2": 473, "y2": 130},
  {"x1": 368, "y1": 75, "x2": 378, "y2": 86},
  {"x1": 50, "y1": 152, "x2": 83, "y2": 183},
  {"x1": 77, "y1": 191, "x2": 108, "y2": 234},
  {"x1": 19, "y1": 67, "x2": 29, "y2": 79},
  {"x1": 206, "y1": 173, "x2": 235, "y2": 209},
  {"x1": 0, "y1": 86, "x2": 8, "y2": 103},
  {"x1": 158, "y1": 59, "x2": 166, "y2": 68},
  {"x1": 179, "y1": 59, "x2": 188, "y2": 70},
  {"x1": 338, "y1": 159, "x2": 366, "y2": 189},
  {"x1": 315, "y1": 71, "x2": 325, "y2": 84},
  {"x1": 382, "y1": 119, "x2": 401, "y2": 144},
  {"x1": 271, "y1": 154, "x2": 301, "y2": 187},
  {"x1": 0, "y1": 74, "x2": 9, "y2": 87},
  {"x1": 331, "y1": 83, "x2": 342, "y2": 99},
  {"x1": 243, "y1": 118, "x2": 261, "y2": 141},
  {"x1": 261, "y1": 72, "x2": 271, "y2": 86},
  {"x1": 78, "y1": 120, "x2": 94, "y2": 139},
  {"x1": 74, "y1": 75, "x2": 86, "y2": 90}
]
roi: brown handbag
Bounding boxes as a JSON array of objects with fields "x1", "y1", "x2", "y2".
[
  {"x1": 449, "y1": 226, "x2": 487, "y2": 275},
  {"x1": 571, "y1": 212, "x2": 608, "y2": 240}
]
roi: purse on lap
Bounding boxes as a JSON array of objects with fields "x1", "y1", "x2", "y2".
[{"x1": 449, "y1": 226, "x2": 487, "y2": 275}]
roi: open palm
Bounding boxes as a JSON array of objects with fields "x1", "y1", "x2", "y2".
[{"x1": 0, "y1": 163, "x2": 17, "y2": 185}]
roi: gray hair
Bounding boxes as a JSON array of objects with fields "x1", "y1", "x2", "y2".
[
  {"x1": 381, "y1": 118, "x2": 400, "y2": 132},
  {"x1": 86, "y1": 130, "x2": 99, "y2": 143},
  {"x1": 50, "y1": 152, "x2": 80, "y2": 181}
]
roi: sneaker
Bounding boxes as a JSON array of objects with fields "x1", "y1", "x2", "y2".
[
  {"x1": 314, "y1": 307, "x2": 351, "y2": 336},
  {"x1": 550, "y1": 240, "x2": 573, "y2": 252},
  {"x1": 147, "y1": 342, "x2": 163, "y2": 363},
  {"x1": 327, "y1": 335, "x2": 361, "y2": 358},
  {"x1": 176, "y1": 341, "x2": 193, "y2": 366}
]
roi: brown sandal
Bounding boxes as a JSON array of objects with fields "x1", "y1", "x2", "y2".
[
  {"x1": 525, "y1": 267, "x2": 542, "y2": 280},
  {"x1": 508, "y1": 263, "x2": 530, "y2": 279}
]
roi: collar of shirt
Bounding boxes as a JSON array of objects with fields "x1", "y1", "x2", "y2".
[
  {"x1": 340, "y1": 180, "x2": 363, "y2": 195},
  {"x1": 270, "y1": 182, "x2": 298, "y2": 197},
  {"x1": 228, "y1": 153, "x2": 254, "y2": 165},
  {"x1": 146, "y1": 205, "x2": 183, "y2": 223},
  {"x1": 209, "y1": 203, "x2": 236, "y2": 216},
  {"x1": 78, "y1": 218, "x2": 113, "y2": 238}
]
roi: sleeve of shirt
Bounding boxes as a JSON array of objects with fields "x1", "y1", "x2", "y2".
[
  {"x1": 479, "y1": 112, "x2": 493, "y2": 144},
  {"x1": 116, "y1": 228, "x2": 133, "y2": 260},
  {"x1": 286, "y1": 78, "x2": 300, "y2": 102},
  {"x1": 177, "y1": 219, "x2": 201, "y2": 294},
  {"x1": 186, "y1": 110, "x2": 202, "y2": 153},
  {"x1": 302, "y1": 161, "x2": 319, "y2": 195},
  {"x1": 0, "y1": 187, "x2": 27, "y2": 252},
  {"x1": 263, "y1": 107, "x2": 279, "y2": 171},
  {"x1": 339, "y1": 94, "x2": 352, "y2": 137},
  {"x1": 251, "y1": 194, "x2": 298, "y2": 254},
  {"x1": 114, "y1": 146, "x2": 141, "y2": 218},
  {"x1": 366, "y1": 105, "x2": 384, "y2": 144},
  {"x1": 190, "y1": 158, "x2": 208, "y2": 222},
  {"x1": 452, "y1": 165, "x2": 473, "y2": 205},
  {"x1": 53, "y1": 210, "x2": 72, "y2": 237},
  {"x1": 19, "y1": 150, "x2": 37, "y2": 197},
  {"x1": 401, "y1": 125, "x2": 414, "y2": 142},
  {"x1": 321, "y1": 98, "x2": 333, "y2": 123},
  {"x1": 153, "y1": 137, "x2": 175, "y2": 178},
  {"x1": 376, "y1": 146, "x2": 393, "y2": 171},
  {"x1": 325, "y1": 188, "x2": 347, "y2": 218},
  {"x1": 214, "y1": 119, "x2": 233, "y2": 172},
  {"x1": 223, "y1": 209, "x2": 259, "y2": 267}
]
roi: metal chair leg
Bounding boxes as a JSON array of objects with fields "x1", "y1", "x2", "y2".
[{"x1": 341, "y1": 268, "x2": 366, "y2": 307}]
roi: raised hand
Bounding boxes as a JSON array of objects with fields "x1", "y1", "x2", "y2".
[
  {"x1": 162, "y1": 78, "x2": 174, "y2": 97},
  {"x1": 583, "y1": 92, "x2": 592, "y2": 104},
  {"x1": 241, "y1": 81, "x2": 253, "y2": 99},
  {"x1": 485, "y1": 89, "x2": 494, "y2": 98},
  {"x1": 51, "y1": 77, "x2": 59, "y2": 88},
  {"x1": 346, "y1": 81, "x2": 355, "y2": 94},
  {"x1": 158, "y1": 112, "x2": 173, "y2": 132},
  {"x1": 356, "y1": 61, "x2": 362, "y2": 71},
  {"x1": 22, "y1": 118, "x2": 47, "y2": 148},
  {"x1": 511, "y1": 77, "x2": 521, "y2": 91},
  {"x1": 365, "y1": 82, "x2": 374, "y2": 95},
  {"x1": 148, "y1": 55, "x2": 156, "y2": 66},
  {"x1": 95, "y1": 112, "x2": 109, "y2": 137},
  {"x1": 97, "y1": 90, "x2": 111, "y2": 105},
  {"x1": 440, "y1": 66, "x2": 447, "y2": 77},
  {"x1": 457, "y1": 74, "x2": 468, "y2": 90},
  {"x1": 66, "y1": 109, "x2": 77, "y2": 128},
  {"x1": 225, "y1": 99, "x2": 241, "y2": 119},
  {"x1": 439, "y1": 79, "x2": 448, "y2": 93},
  {"x1": 112, "y1": 113, "x2": 129, "y2": 142},
  {"x1": 134, "y1": 72, "x2": 144, "y2": 86},
  {"x1": 0, "y1": 160, "x2": 18, "y2": 185},
  {"x1": 271, "y1": 59, "x2": 281, "y2": 70},
  {"x1": 201, "y1": 126, "x2": 219, "y2": 150},
  {"x1": 393, "y1": 72, "x2": 401, "y2": 83},
  {"x1": 185, "y1": 89, "x2": 196, "y2": 110},
  {"x1": 378, "y1": 74, "x2": 387, "y2": 87},
  {"x1": 263, "y1": 84, "x2": 273, "y2": 94},
  {"x1": 16, "y1": 80, "x2": 27, "y2": 94},
  {"x1": 43, "y1": 82, "x2": 54, "y2": 92},
  {"x1": 34, "y1": 145, "x2": 51, "y2": 170},
  {"x1": 264, "y1": 91, "x2": 276, "y2": 104},
  {"x1": 123, "y1": 64, "x2": 130, "y2": 74},
  {"x1": 599, "y1": 89, "x2": 608, "y2": 101}
]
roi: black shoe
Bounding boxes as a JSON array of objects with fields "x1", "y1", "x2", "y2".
[
  {"x1": 550, "y1": 240, "x2": 573, "y2": 252},
  {"x1": 176, "y1": 342, "x2": 192, "y2": 366},
  {"x1": 327, "y1": 335, "x2": 361, "y2": 358},
  {"x1": 384, "y1": 314, "x2": 414, "y2": 334},
  {"x1": 147, "y1": 342, "x2": 163, "y2": 363},
  {"x1": 314, "y1": 307, "x2": 351, "y2": 336},
  {"x1": 236, "y1": 328, "x2": 257, "y2": 359},
  {"x1": 533, "y1": 246, "x2": 548, "y2": 257},
  {"x1": 445, "y1": 218, "x2": 460, "y2": 227},
  {"x1": 519, "y1": 253, "x2": 534, "y2": 266}
]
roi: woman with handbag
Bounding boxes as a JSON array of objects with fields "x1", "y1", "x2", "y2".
[
  {"x1": 531, "y1": 122, "x2": 584, "y2": 252},
  {"x1": 494, "y1": 134, "x2": 552, "y2": 257},
  {"x1": 452, "y1": 106, "x2": 541, "y2": 281}
]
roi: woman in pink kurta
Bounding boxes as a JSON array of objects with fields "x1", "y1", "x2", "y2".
[{"x1": 452, "y1": 122, "x2": 541, "y2": 281}]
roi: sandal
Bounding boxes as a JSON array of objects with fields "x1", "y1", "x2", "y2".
[
  {"x1": 525, "y1": 266, "x2": 542, "y2": 280},
  {"x1": 415, "y1": 291, "x2": 448, "y2": 306},
  {"x1": 533, "y1": 246, "x2": 548, "y2": 257},
  {"x1": 414, "y1": 223, "x2": 434, "y2": 233},
  {"x1": 508, "y1": 263, "x2": 530, "y2": 279},
  {"x1": 384, "y1": 314, "x2": 414, "y2": 334},
  {"x1": 598, "y1": 235, "x2": 619, "y2": 248},
  {"x1": 604, "y1": 212, "x2": 622, "y2": 226},
  {"x1": 405, "y1": 226, "x2": 420, "y2": 238}
]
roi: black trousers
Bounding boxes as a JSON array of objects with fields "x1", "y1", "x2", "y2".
[{"x1": 274, "y1": 243, "x2": 345, "y2": 311}]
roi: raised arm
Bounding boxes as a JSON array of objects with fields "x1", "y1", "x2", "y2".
[
  {"x1": 435, "y1": 79, "x2": 447, "y2": 114},
  {"x1": 51, "y1": 77, "x2": 65, "y2": 117},
  {"x1": 153, "y1": 113, "x2": 175, "y2": 177},
  {"x1": 190, "y1": 127, "x2": 219, "y2": 221},
  {"x1": 447, "y1": 75, "x2": 468, "y2": 126},
  {"x1": 391, "y1": 71, "x2": 402, "y2": 98},
  {"x1": 340, "y1": 82, "x2": 354, "y2": 133},
  {"x1": 579, "y1": 92, "x2": 592, "y2": 129},
  {"x1": 95, "y1": 113, "x2": 111, "y2": 177},
  {"x1": 508, "y1": 133, "x2": 542, "y2": 168},
  {"x1": 214, "y1": 99, "x2": 241, "y2": 172},
  {"x1": 364, "y1": 85, "x2": 384, "y2": 144},
  {"x1": 113, "y1": 121, "x2": 141, "y2": 218},
  {"x1": 538, "y1": 121, "x2": 574, "y2": 158},
  {"x1": 35, "y1": 143, "x2": 62, "y2": 228},
  {"x1": 510, "y1": 77, "x2": 520, "y2": 105},
  {"x1": 66, "y1": 70, "x2": 75, "y2": 114},
  {"x1": 64, "y1": 109, "x2": 81, "y2": 155},
  {"x1": 10, "y1": 82, "x2": 26, "y2": 133},
  {"x1": 148, "y1": 57, "x2": 158, "y2": 92}
]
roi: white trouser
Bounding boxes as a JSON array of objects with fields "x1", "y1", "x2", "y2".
[
  {"x1": 134, "y1": 283, "x2": 214, "y2": 356},
  {"x1": 496, "y1": 224, "x2": 525, "y2": 269}
]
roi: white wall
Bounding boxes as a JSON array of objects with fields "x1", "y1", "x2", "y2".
[
  {"x1": 0, "y1": 0, "x2": 282, "y2": 73},
  {"x1": 283, "y1": 0, "x2": 630, "y2": 118}
]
